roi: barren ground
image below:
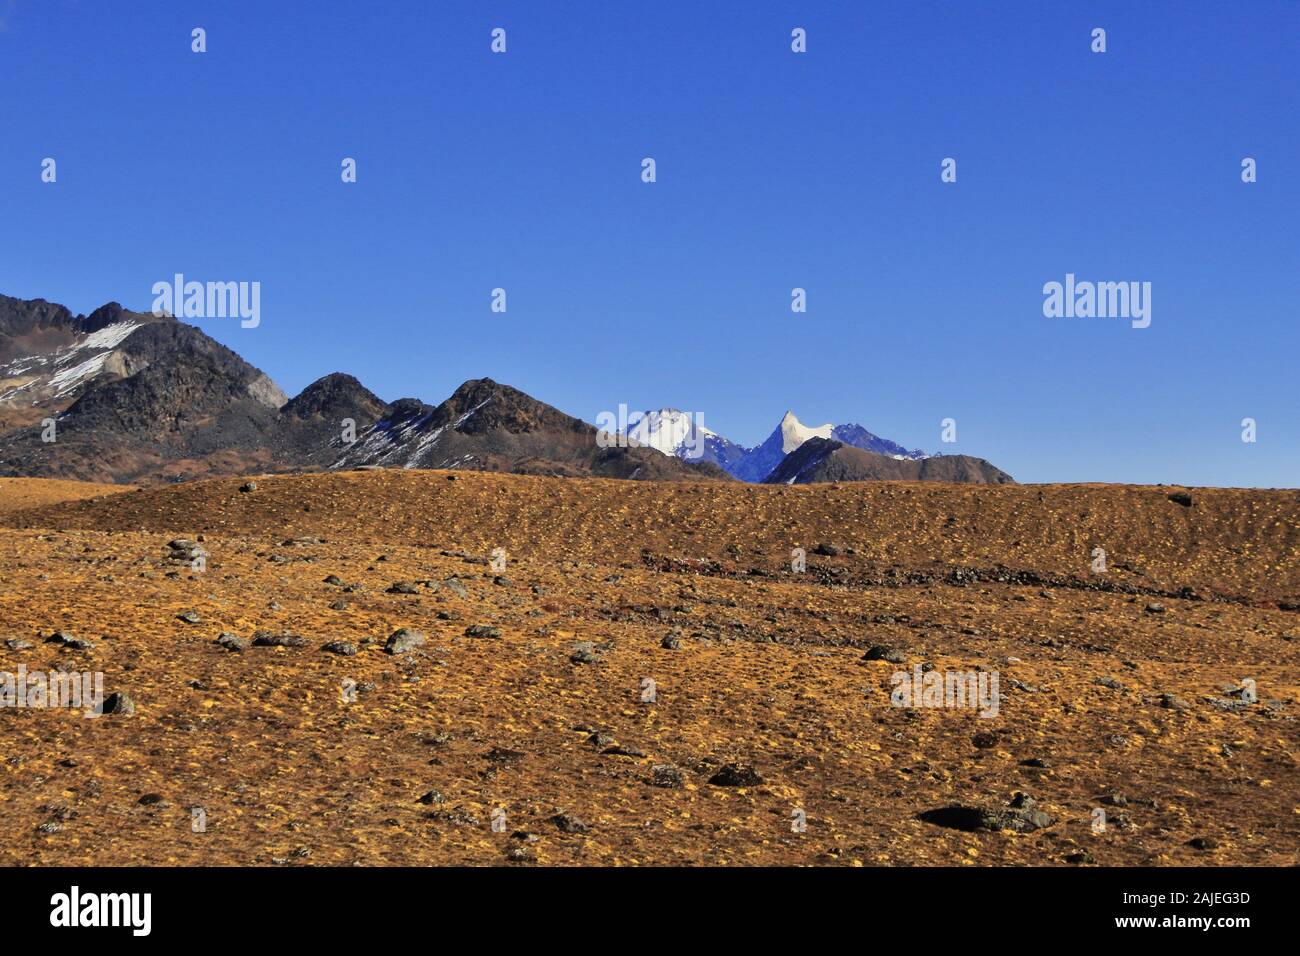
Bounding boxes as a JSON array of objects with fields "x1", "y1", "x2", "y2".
[{"x1": 0, "y1": 471, "x2": 1296, "y2": 866}]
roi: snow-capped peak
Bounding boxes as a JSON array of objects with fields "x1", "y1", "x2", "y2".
[
  {"x1": 625, "y1": 408, "x2": 715, "y2": 457},
  {"x1": 778, "y1": 411, "x2": 833, "y2": 454}
]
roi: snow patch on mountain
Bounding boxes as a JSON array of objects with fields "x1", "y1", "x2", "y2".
[
  {"x1": 625, "y1": 409, "x2": 714, "y2": 457},
  {"x1": 778, "y1": 411, "x2": 833, "y2": 454}
]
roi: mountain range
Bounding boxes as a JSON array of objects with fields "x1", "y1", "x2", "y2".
[
  {"x1": 620, "y1": 407, "x2": 938, "y2": 482},
  {"x1": 0, "y1": 293, "x2": 1012, "y2": 486}
]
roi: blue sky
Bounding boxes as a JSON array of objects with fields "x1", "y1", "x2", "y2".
[{"x1": 1, "y1": 0, "x2": 1296, "y2": 486}]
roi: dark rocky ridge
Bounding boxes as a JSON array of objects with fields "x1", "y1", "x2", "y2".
[
  {"x1": 763, "y1": 438, "x2": 1013, "y2": 485},
  {"x1": 0, "y1": 292, "x2": 1009, "y2": 486}
]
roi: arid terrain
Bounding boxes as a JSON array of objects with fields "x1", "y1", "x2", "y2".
[{"x1": 0, "y1": 471, "x2": 1296, "y2": 866}]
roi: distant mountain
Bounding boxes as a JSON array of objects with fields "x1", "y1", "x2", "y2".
[
  {"x1": 619, "y1": 408, "x2": 932, "y2": 483},
  {"x1": 622, "y1": 409, "x2": 750, "y2": 474},
  {"x1": 0, "y1": 294, "x2": 727, "y2": 483},
  {"x1": 0, "y1": 291, "x2": 1005, "y2": 486},
  {"x1": 325, "y1": 379, "x2": 729, "y2": 481},
  {"x1": 764, "y1": 438, "x2": 1013, "y2": 485}
]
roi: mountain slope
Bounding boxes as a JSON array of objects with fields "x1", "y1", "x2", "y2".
[
  {"x1": 622, "y1": 409, "x2": 751, "y2": 473},
  {"x1": 327, "y1": 380, "x2": 730, "y2": 481},
  {"x1": 0, "y1": 314, "x2": 290, "y2": 482},
  {"x1": 0, "y1": 297, "x2": 172, "y2": 430},
  {"x1": 764, "y1": 438, "x2": 1013, "y2": 485}
]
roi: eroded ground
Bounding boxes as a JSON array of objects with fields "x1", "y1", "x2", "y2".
[{"x1": 0, "y1": 472, "x2": 1296, "y2": 865}]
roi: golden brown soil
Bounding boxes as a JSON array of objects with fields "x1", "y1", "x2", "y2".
[
  {"x1": 0, "y1": 471, "x2": 1296, "y2": 866},
  {"x1": 0, "y1": 477, "x2": 133, "y2": 515}
]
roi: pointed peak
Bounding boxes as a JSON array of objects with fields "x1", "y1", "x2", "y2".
[{"x1": 777, "y1": 410, "x2": 834, "y2": 454}]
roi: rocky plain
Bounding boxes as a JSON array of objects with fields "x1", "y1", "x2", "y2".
[{"x1": 0, "y1": 471, "x2": 1296, "y2": 866}]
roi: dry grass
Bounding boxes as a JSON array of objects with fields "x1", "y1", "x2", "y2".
[{"x1": 0, "y1": 470, "x2": 1296, "y2": 866}]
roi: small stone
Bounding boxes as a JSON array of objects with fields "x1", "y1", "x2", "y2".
[
  {"x1": 661, "y1": 633, "x2": 682, "y2": 650},
  {"x1": 551, "y1": 813, "x2": 589, "y2": 833},
  {"x1": 1187, "y1": 836, "x2": 1218, "y2": 850},
  {"x1": 251, "y1": 632, "x2": 309, "y2": 648},
  {"x1": 330, "y1": 599, "x2": 348, "y2": 611},
  {"x1": 215, "y1": 633, "x2": 249, "y2": 652},
  {"x1": 387, "y1": 581, "x2": 419, "y2": 595},
  {"x1": 569, "y1": 642, "x2": 600, "y2": 664},
  {"x1": 648, "y1": 764, "x2": 685, "y2": 789},
  {"x1": 99, "y1": 692, "x2": 135, "y2": 716},
  {"x1": 323, "y1": 574, "x2": 344, "y2": 586},
  {"x1": 177, "y1": 610, "x2": 202, "y2": 624},
  {"x1": 4, "y1": 638, "x2": 33, "y2": 651},
  {"x1": 862, "y1": 644, "x2": 906, "y2": 664},
  {"x1": 1159, "y1": 693, "x2": 1191, "y2": 711},
  {"x1": 417, "y1": 790, "x2": 445, "y2": 805},
  {"x1": 1145, "y1": 602, "x2": 1166, "y2": 614},
  {"x1": 239, "y1": 481, "x2": 257, "y2": 493},
  {"x1": 1094, "y1": 676, "x2": 1124, "y2": 690},
  {"x1": 321, "y1": 641, "x2": 358, "y2": 656},
  {"x1": 464, "y1": 624, "x2": 501, "y2": 639},
  {"x1": 708, "y1": 763, "x2": 763, "y2": 787},
  {"x1": 385, "y1": 628, "x2": 427, "y2": 655},
  {"x1": 1167, "y1": 491, "x2": 1193, "y2": 507}
]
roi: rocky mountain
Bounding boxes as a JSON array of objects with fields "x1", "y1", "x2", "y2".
[
  {"x1": 0, "y1": 291, "x2": 1008, "y2": 486},
  {"x1": 325, "y1": 379, "x2": 729, "y2": 480},
  {"x1": 0, "y1": 294, "x2": 726, "y2": 484},
  {"x1": 0, "y1": 297, "x2": 173, "y2": 431},
  {"x1": 622, "y1": 408, "x2": 932, "y2": 483},
  {"x1": 764, "y1": 438, "x2": 1013, "y2": 485},
  {"x1": 621, "y1": 409, "x2": 751, "y2": 474}
]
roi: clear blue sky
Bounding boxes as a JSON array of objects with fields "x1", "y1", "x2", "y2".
[{"x1": 1, "y1": 0, "x2": 1296, "y2": 486}]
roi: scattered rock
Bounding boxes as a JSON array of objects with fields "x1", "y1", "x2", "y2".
[
  {"x1": 661, "y1": 633, "x2": 682, "y2": 650},
  {"x1": 239, "y1": 481, "x2": 257, "y2": 493},
  {"x1": 45, "y1": 631, "x2": 95, "y2": 650},
  {"x1": 177, "y1": 610, "x2": 202, "y2": 624},
  {"x1": 1167, "y1": 491, "x2": 1193, "y2": 507},
  {"x1": 1145, "y1": 602, "x2": 1166, "y2": 615},
  {"x1": 648, "y1": 764, "x2": 685, "y2": 789},
  {"x1": 386, "y1": 581, "x2": 419, "y2": 595},
  {"x1": 215, "y1": 633, "x2": 249, "y2": 652},
  {"x1": 321, "y1": 641, "x2": 358, "y2": 656},
  {"x1": 99, "y1": 692, "x2": 135, "y2": 716},
  {"x1": 464, "y1": 624, "x2": 501, "y2": 639},
  {"x1": 708, "y1": 763, "x2": 763, "y2": 787},
  {"x1": 1159, "y1": 693, "x2": 1191, "y2": 711},
  {"x1": 917, "y1": 802, "x2": 1053, "y2": 833},
  {"x1": 569, "y1": 642, "x2": 601, "y2": 664},
  {"x1": 862, "y1": 644, "x2": 907, "y2": 664},
  {"x1": 551, "y1": 813, "x2": 589, "y2": 833},
  {"x1": 384, "y1": 628, "x2": 426, "y2": 655},
  {"x1": 252, "y1": 632, "x2": 309, "y2": 648}
]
